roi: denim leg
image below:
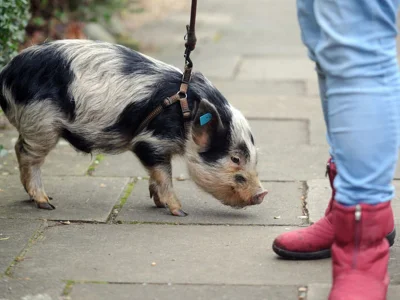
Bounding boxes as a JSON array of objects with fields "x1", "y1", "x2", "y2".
[
  {"x1": 315, "y1": 63, "x2": 334, "y2": 159},
  {"x1": 314, "y1": 0, "x2": 400, "y2": 205},
  {"x1": 297, "y1": 0, "x2": 333, "y2": 156}
]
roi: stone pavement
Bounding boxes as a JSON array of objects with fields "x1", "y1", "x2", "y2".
[{"x1": 1, "y1": 0, "x2": 400, "y2": 299}]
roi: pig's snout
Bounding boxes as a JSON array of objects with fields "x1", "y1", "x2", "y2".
[{"x1": 250, "y1": 190, "x2": 268, "y2": 205}]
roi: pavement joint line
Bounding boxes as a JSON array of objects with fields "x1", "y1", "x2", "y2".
[
  {"x1": 62, "y1": 280, "x2": 75, "y2": 297},
  {"x1": 246, "y1": 116, "x2": 310, "y2": 122},
  {"x1": 107, "y1": 179, "x2": 137, "y2": 224},
  {"x1": 133, "y1": 178, "x2": 300, "y2": 184},
  {"x1": 47, "y1": 220, "x2": 104, "y2": 226},
  {"x1": 241, "y1": 53, "x2": 308, "y2": 59},
  {"x1": 86, "y1": 154, "x2": 105, "y2": 176},
  {"x1": 61, "y1": 280, "x2": 307, "y2": 287},
  {"x1": 4, "y1": 220, "x2": 47, "y2": 278},
  {"x1": 231, "y1": 55, "x2": 243, "y2": 80},
  {"x1": 115, "y1": 221, "x2": 308, "y2": 227},
  {"x1": 301, "y1": 181, "x2": 310, "y2": 225},
  {"x1": 0, "y1": 217, "x2": 107, "y2": 223},
  {"x1": 305, "y1": 119, "x2": 312, "y2": 145},
  {"x1": 224, "y1": 78, "x2": 308, "y2": 89},
  {"x1": 32, "y1": 221, "x2": 309, "y2": 228}
]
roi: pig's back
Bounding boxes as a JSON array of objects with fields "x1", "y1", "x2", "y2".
[{"x1": 0, "y1": 40, "x2": 182, "y2": 128}]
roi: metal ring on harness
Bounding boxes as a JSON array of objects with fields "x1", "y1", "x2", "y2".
[{"x1": 178, "y1": 91, "x2": 187, "y2": 99}]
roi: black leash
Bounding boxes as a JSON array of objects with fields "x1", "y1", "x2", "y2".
[
  {"x1": 134, "y1": 0, "x2": 198, "y2": 137},
  {"x1": 184, "y1": 0, "x2": 198, "y2": 69}
]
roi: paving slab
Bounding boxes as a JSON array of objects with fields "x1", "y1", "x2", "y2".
[
  {"x1": 306, "y1": 179, "x2": 332, "y2": 224},
  {"x1": 190, "y1": 53, "x2": 240, "y2": 80},
  {"x1": 132, "y1": 16, "x2": 219, "y2": 53},
  {"x1": 135, "y1": 0, "x2": 303, "y2": 58},
  {"x1": 69, "y1": 283, "x2": 300, "y2": 300},
  {"x1": 95, "y1": 144, "x2": 335, "y2": 182},
  {"x1": 307, "y1": 179, "x2": 400, "y2": 225},
  {"x1": 307, "y1": 79, "x2": 321, "y2": 97},
  {"x1": 0, "y1": 130, "x2": 18, "y2": 150},
  {"x1": 236, "y1": 58, "x2": 315, "y2": 82},
  {"x1": 249, "y1": 119, "x2": 309, "y2": 146},
  {"x1": 202, "y1": 35, "x2": 307, "y2": 58},
  {"x1": 224, "y1": 95, "x2": 322, "y2": 120},
  {"x1": 257, "y1": 144, "x2": 328, "y2": 181},
  {"x1": 0, "y1": 219, "x2": 42, "y2": 274},
  {"x1": 307, "y1": 283, "x2": 400, "y2": 300},
  {"x1": 0, "y1": 277, "x2": 64, "y2": 300},
  {"x1": 209, "y1": 88, "x2": 328, "y2": 146},
  {"x1": 117, "y1": 180, "x2": 304, "y2": 225},
  {"x1": 93, "y1": 119, "x2": 309, "y2": 179},
  {"x1": 12, "y1": 224, "x2": 332, "y2": 285},
  {"x1": 211, "y1": 80, "x2": 306, "y2": 97},
  {"x1": 93, "y1": 152, "x2": 188, "y2": 179},
  {"x1": 261, "y1": 147, "x2": 400, "y2": 181},
  {"x1": 0, "y1": 175, "x2": 129, "y2": 222},
  {"x1": 0, "y1": 130, "x2": 93, "y2": 176}
]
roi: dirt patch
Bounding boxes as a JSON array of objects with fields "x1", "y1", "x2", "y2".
[{"x1": 121, "y1": 0, "x2": 188, "y2": 31}]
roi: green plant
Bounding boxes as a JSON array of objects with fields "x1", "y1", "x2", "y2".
[
  {"x1": 0, "y1": 0, "x2": 31, "y2": 68},
  {"x1": 73, "y1": 0, "x2": 130, "y2": 23}
]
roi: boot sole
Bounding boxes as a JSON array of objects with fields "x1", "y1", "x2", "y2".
[{"x1": 272, "y1": 227, "x2": 396, "y2": 260}]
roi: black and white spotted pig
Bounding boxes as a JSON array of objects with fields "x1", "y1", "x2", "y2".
[{"x1": 0, "y1": 40, "x2": 267, "y2": 216}]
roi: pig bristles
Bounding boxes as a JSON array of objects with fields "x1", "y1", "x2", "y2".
[{"x1": 0, "y1": 39, "x2": 266, "y2": 214}]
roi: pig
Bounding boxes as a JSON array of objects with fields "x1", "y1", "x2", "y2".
[{"x1": 0, "y1": 39, "x2": 267, "y2": 216}]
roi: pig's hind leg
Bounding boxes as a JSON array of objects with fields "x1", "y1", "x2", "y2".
[
  {"x1": 15, "y1": 134, "x2": 58, "y2": 209},
  {"x1": 14, "y1": 109, "x2": 60, "y2": 210}
]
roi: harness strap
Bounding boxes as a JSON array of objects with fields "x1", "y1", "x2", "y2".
[{"x1": 133, "y1": 94, "x2": 181, "y2": 136}]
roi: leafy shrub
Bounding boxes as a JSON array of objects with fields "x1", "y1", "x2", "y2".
[{"x1": 0, "y1": 0, "x2": 31, "y2": 68}]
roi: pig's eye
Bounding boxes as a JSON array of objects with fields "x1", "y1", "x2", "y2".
[
  {"x1": 231, "y1": 156, "x2": 240, "y2": 164},
  {"x1": 235, "y1": 174, "x2": 247, "y2": 183}
]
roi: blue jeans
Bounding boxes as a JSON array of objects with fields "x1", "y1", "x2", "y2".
[{"x1": 298, "y1": 0, "x2": 400, "y2": 205}]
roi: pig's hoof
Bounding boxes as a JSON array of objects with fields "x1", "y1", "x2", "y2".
[
  {"x1": 171, "y1": 209, "x2": 188, "y2": 217},
  {"x1": 36, "y1": 201, "x2": 55, "y2": 210}
]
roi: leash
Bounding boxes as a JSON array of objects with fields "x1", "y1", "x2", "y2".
[{"x1": 134, "y1": 0, "x2": 198, "y2": 137}]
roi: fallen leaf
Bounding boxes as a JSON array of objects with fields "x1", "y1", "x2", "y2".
[
  {"x1": 151, "y1": 262, "x2": 156, "y2": 266},
  {"x1": 273, "y1": 216, "x2": 281, "y2": 219},
  {"x1": 60, "y1": 221, "x2": 70, "y2": 225},
  {"x1": 0, "y1": 237, "x2": 10, "y2": 241},
  {"x1": 100, "y1": 183, "x2": 106, "y2": 188}
]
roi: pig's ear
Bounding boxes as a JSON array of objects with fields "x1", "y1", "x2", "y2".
[{"x1": 191, "y1": 99, "x2": 224, "y2": 151}]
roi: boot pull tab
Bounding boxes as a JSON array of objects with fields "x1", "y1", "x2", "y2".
[{"x1": 355, "y1": 204, "x2": 362, "y2": 221}]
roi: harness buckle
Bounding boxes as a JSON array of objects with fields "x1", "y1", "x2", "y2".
[{"x1": 162, "y1": 97, "x2": 172, "y2": 108}]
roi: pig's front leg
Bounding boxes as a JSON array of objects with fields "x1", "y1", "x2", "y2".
[
  {"x1": 148, "y1": 165, "x2": 187, "y2": 217},
  {"x1": 133, "y1": 142, "x2": 187, "y2": 217}
]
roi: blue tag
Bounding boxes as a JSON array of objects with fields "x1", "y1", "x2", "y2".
[{"x1": 200, "y1": 113, "x2": 212, "y2": 126}]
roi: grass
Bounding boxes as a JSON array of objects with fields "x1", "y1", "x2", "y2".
[
  {"x1": 86, "y1": 154, "x2": 105, "y2": 176},
  {"x1": 107, "y1": 180, "x2": 136, "y2": 223},
  {"x1": 62, "y1": 280, "x2": 75, "y2": 296},
  {"x1": 5, "y1": 223, "x2": 45, "y2": 277},
  {"x1": 62, "y1": 279, "x2": 109, "y2": 296}
]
